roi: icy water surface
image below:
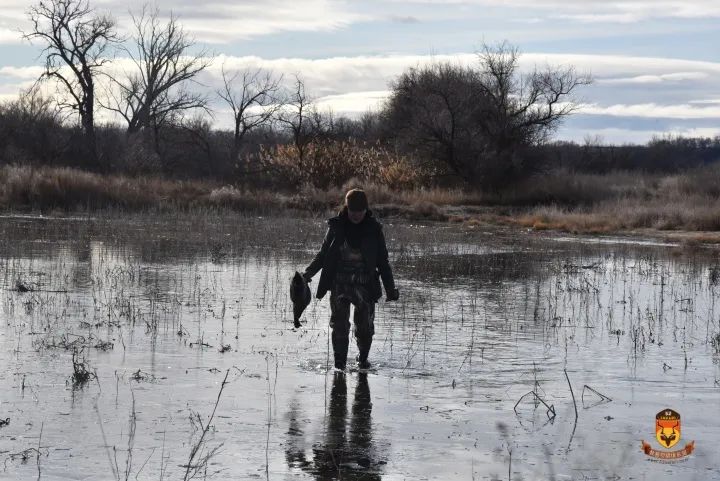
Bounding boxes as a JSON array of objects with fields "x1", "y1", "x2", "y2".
[{"x1": 0, "y1": 215, "x2": 719, "y2": 480}]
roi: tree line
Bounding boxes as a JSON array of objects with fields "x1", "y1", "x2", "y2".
[{"x1": 2, "y1": 0, "x2": 717, "y2": 190}]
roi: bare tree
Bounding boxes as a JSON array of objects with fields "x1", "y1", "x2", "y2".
[
  {"x1": 4, "y1": 82, "x2": 60, "y2": 125},
  {"x1": 217, "y1": 65, "x2": 282, "y2": 165},
  {"x1": 385, "y1": 42, "x2": 591, "y2": 186},
  {"x1": 0, "y1": 83, "x2": 66, "y2": 165},
  {"x1": 275, "y1": 75, "x2": 317, "y2": 169},
  {"x1": 102, "y1": 6, "x2": 212, "y2": 139},
  {"x1": 386, "y1": 62, "x2": 485, "y2": 180},
  {"x1": 25, "y1": 0, "x2": 117, "y2": 166},
  {"x1": 475, "y1": 42, "x2": 591, "y2": 150}
]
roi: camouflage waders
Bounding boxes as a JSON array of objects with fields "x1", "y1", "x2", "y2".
[{"x1": 330, "y1": 240, "x2": 375, "y2": 369}]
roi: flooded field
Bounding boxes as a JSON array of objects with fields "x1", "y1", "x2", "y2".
[{"x1": 0, "y1": 213, "x2": 718, "y2": 480}]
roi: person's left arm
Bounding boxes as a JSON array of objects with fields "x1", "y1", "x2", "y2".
[{"x1": 377, "y1": 226, "x2": 399, "y2": 300}]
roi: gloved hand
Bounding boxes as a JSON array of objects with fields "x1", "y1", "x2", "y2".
[
  {"x1": 302, "y1": 271, "x2": 313, "y2": 283},
  {"x1": 386, "y1": 287, "x2": 400, "y2": 302}
]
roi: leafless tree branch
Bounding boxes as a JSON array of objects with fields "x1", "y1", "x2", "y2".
[
  {"x1": 275, "y1": 75, "x2": 318, "y2": 167},
  {"x1": 101, "y1": 5, "x2": 213, "y2": 136},
  {"x1": 24, "y1": 0, "x2": 117, "y2": 164},
  {"x1": 217, "y1": 65, "x2": 283, "y2": 163}
]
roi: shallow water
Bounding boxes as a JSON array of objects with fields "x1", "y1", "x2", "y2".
[{"x1": 0, "y1": 215, "x2": 718, "y2": 480}]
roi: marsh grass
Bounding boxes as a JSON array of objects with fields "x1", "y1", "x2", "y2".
[
  {"x1": 510, "y1": 197, "x2": 720, "y2": 233},
  {"x1": 3, "y1": 164, "x2": 720, "y2": 234}
]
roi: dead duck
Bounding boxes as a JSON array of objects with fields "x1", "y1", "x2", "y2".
[{"x1": 290, "y1": 271, "x2": 311, "y2": 328}]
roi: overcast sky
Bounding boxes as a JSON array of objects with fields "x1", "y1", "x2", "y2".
[{"x1": 1, "y1": 0, "x2": 718, "y2": 144}]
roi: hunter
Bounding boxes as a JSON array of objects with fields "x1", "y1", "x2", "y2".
[{"x1": 303, "y1": 188, "x2": 399, "y2": 370}]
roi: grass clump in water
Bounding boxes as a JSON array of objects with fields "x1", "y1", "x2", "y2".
[
  {"x1": 711, "y1": 333, "x2": 720, "y2": 354},
  {"x1": 70, "y1": 348, "x2": 97, "y2": 388}
]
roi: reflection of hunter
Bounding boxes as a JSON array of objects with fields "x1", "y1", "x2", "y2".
[
  {"x1": 285, "y1": 372, "x2": 383, "y2": 480},
  {"x1": 303, "y1": 189, "x2": 399, "y2": 370}
]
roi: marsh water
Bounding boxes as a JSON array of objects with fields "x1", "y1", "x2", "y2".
[{"x1": 0, "y1": 214, "x2": 718, "y2": 480}]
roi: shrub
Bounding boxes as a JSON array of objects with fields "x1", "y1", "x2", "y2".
[{"x1": 258, "y1": 139, "x2": 434, "y2": 189}]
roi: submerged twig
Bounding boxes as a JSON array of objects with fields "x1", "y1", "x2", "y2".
[
  {"x1": 123, "y1": 392, "x2": 136, "y2": 481},
  {"x1": 514, "y1": 364, "x2": 556, "y2": 419},
  {"x1": 182, "y1": 369, "x2": 230, "y2": 481},
  {"x1": 581, "y1": 385, "x2": 612, "y2": 407},
  {"x1": 564, "y1": 369, "x2": 578, "y2": 421},
  {"x1": 36, "y1": 421, "x2": 43, "y2": 481},
  {"x1": 564, "y1": 369, "x2": 579, "y2": 453},
  {"x1": 513, "y1": 391, "x2": 556, "y2": 419},
  {"x1": 95, "y1": 402, "x2": 120, "y2": 481}
]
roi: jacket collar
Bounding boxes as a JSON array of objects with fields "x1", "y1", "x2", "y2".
[{"x1": 329, "y1": 207, "x2": 375, "y2": 227}]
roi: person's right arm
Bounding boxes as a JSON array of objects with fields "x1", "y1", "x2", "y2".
[{"x1": 304, "y1": 226, "x2": 333, "y2": 280}]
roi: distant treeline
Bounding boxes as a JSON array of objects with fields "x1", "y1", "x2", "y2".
[
  {"x1": 543, "y1": 137, "x2": 720, "y2": 173},
  {"x1": 2, "y1": 89, "x2": 718, "y2": 189},
  {"x1": 0, "y1": 91, "x2": 720, "y2": 187},
  {"x1": 4, "y1": 0, "x2": 718, "y2": 192}
]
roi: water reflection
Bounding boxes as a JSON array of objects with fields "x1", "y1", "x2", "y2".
[{"x1": 286, "y1": 372, "x2": 384, "y2": 480}]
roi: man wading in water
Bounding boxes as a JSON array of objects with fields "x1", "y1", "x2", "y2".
[{"x1": 303, "y1": 189, "x2": 399, "y2": 370}]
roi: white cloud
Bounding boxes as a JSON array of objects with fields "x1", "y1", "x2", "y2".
[
  {"x1": 0, "y1": 27, "x2": 22, "y2": 45},
  {"x1": 0, "y1": 2, "x2": 34, "y2": 45},
  {"x1": 172, "y1": 2, "x2": 371, "y2": 43},
  {"x1": 208, "y1": 54, "x2": 422, "y2": 96},
  {"x1": 598, "y1": 72, "x2": 710, "y2": 84},
  {"x1": 675, "y1": 127, "x2": 720, "y2": 138},
  {"x1": 689, "y1": 99, "x2": 720, "y2": 105},
  {"x1": 315, "y1": 90, "x2": 391, "y2": 114},
  {"x1": 390, "y1": 0, "x2": 720, "y2": 21},
  {"x1": 548, "y1": 2, "x2": 720, "y2": 23},
  {"x1": 0, "y1": 65, "x2": 45, "y2": 79},
  {"x1": 559, "y1": 126, "x2": 720, "y2": 144},
  {"x1": 519, "y1": 53, "x2": 720, "y2": 77},
  {"x1": 102, "y1": 0, "x2": 369, "y2": 44},
  {"x1": 0, "y1": 79, "x2": 38, "y2": 98},
  {"x1": 552, "y1": 13, "x2": 642, "y2": 24},
  {"x1": 579, "y1": 103, "x2": 720, "y2": 119},
  {"x1": 1, "y1": 0, "x2": 370, "y2": 44}
]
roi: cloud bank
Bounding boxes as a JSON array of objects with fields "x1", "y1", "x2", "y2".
[
  {"x1": 3, "y1": 0, "x2": 719, "y2": 48},
  {"x1": 2, "y1": 51, "x2": 718, "y2": 141}
]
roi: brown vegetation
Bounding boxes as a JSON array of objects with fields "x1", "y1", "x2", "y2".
[
  {"x1": 0, "y1": 165, "x2": 208, "y2": 211},
  {"x1": 0, "y1": 164, "x2": 450, "y2": 214},
  {"x1": 499, "y1": 165, "x2": 720, "y2": 233},
  {"x1": 259, "y1": 139, "x2": 435, "y2": 190},
  {"x1": 4, "y1": 163, "x2": 720, "y2": 237}
]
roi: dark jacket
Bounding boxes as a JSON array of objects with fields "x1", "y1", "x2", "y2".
[{"x1": 305, "y1": 209, "x2": 395, "y2": 302}]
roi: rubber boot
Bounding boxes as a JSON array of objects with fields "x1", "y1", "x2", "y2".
[
  {"x1": 356, "y1": 340, "x2": 372, "y2": 370},
  {"x1": 332, "y1": 335, "x2": 349, "y2": 370}
]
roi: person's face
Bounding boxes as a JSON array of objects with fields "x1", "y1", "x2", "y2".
[{"x1": 348, "y1": 209, "x2": 367, "y2": 224}]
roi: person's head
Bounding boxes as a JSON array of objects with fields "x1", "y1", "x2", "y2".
[{"x1": 344, "y1": 188, "x2": 368, "y2": 224}]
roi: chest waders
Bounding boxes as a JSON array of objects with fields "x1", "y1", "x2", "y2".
[{"x1": 330, "y1": 240, "x2": 375, "y2": 370}]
